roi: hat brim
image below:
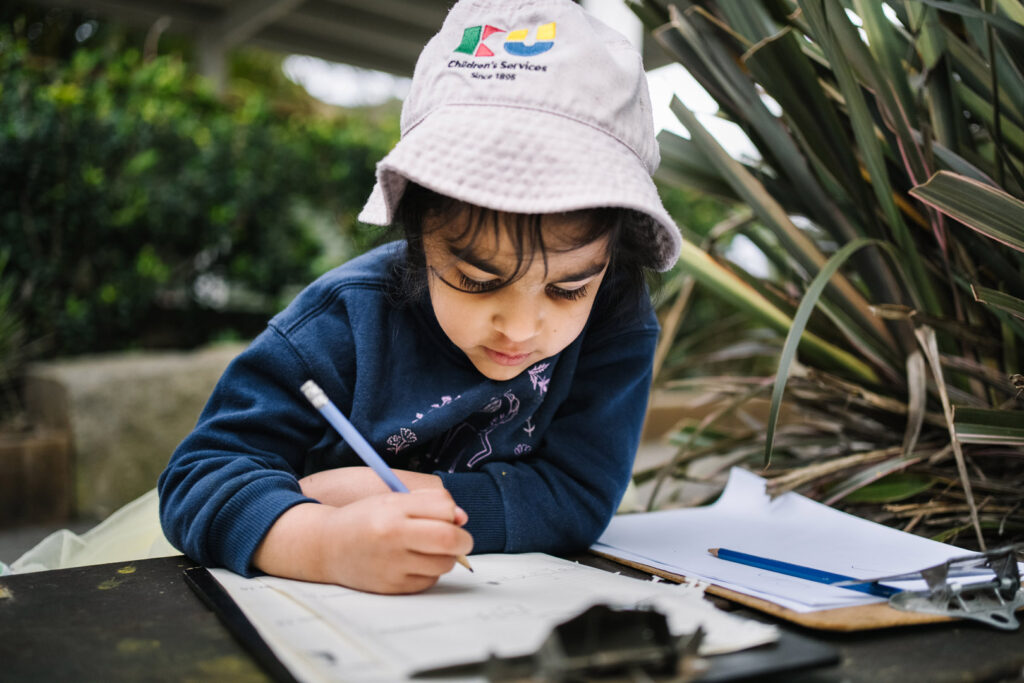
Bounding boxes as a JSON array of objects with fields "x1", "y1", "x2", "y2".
[{"x1": 358, "y1": 104, "x2": 681, "y2": 271}]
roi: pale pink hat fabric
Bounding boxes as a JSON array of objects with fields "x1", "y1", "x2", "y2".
[{"x1": 358, "y1": 0, "x2": 682, "y2": 271}]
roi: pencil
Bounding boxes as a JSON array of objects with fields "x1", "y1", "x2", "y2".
[
  {"x1": 300, "y1": 380, "x2": 473, "y2": 572},
  {"x1": 708, "y1": 547, "x2": 898, "y2": 598}
]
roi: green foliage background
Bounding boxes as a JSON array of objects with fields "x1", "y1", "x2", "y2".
[
  {"x1": 0, "y1": 5, "x2": 399, "y2": 360},
  {"x1": 631, "y1": 0, "x2": 1024, "y2": 549}
]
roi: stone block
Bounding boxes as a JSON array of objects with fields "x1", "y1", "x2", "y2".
[
  {"x1": 0, "y1": 428, "x2": 73, "y2": 527},
  {"x1": 24, "y1": 343, "x2": 246, "y2": 519}
]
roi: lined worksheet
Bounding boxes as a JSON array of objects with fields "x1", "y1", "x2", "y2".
[{"x1": 212, "y1": 552, "x2": 777, "y2": 682}]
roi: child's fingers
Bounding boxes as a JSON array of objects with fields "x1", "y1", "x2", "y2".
[
  {"x1": 400, "y1": 488, "x2": 467, "y2": 525},
  {"x1": 402, "y1": 518, "x2": 474, "y2": 558},
  {"x1": 391, "y1": 572, "x2": 443, "y2": 594},
  {"x1": 405, "y1": 549, "x2": 459, "y2": 577}
]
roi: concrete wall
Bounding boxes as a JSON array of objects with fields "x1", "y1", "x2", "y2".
[{"x1": 24, "y1": 343, "x2": 246, "y2": 520}]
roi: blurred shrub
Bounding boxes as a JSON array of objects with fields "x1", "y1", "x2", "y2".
[{"x1": 0, "y1": 26, "x2": 398, "y2": 357}]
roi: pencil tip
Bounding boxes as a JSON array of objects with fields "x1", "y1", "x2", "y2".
[{"x1": 707, "y1": 548, "x2": 719, "y2": 557}]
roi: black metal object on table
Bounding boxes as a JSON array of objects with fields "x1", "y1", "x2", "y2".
[{"x1": 411, "y1": 604, "x2": 706, "y2": 681}]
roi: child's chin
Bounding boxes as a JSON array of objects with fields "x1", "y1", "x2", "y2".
[{"x1": 473, "y1": 359, "x2": 528, "y2": 382}]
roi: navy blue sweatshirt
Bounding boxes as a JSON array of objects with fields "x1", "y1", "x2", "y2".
[{"x1": 158, "y1": 242, "x2": 658, "y2": 575}]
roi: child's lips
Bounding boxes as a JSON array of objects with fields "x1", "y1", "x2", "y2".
[{"x1": 485, "y1": 347, "x2": 532, "y2": 366}]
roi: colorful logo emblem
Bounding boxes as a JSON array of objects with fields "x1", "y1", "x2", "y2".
[{"x1": 454, "y1": 22, "x2": 556, "y2": 57}]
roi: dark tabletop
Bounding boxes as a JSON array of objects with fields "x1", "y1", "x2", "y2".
[{"x1": 1, "y1": 554, "x2": 1022, "y2": 682}]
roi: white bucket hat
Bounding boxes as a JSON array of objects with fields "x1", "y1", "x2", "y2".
[{"x1": 358, "y1": 0, "x2": 682, "y2": 272}]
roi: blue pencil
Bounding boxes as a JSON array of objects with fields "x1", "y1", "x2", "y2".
[
  {"x1": 300, "y1": 379, "x2": 472, "y2": 572},
  {"x1": 708, "y1": 547, "x2": 899, "y2": 599}
]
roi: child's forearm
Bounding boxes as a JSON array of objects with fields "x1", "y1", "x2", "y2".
[
  {"x1": 299, "y1": 467, "x2": 445, "y2": 507},
  {"x1": 252, "y1": 501, "x2": 335, "y2": 583}
]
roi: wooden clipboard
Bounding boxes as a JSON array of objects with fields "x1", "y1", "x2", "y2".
[{"x1": 591, "y1": 550, "x2": 959, "y2": 631}]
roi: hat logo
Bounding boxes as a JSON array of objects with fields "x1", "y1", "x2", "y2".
[{"x1": 454, "y1": 22, "x2": 556, "y2": 58}]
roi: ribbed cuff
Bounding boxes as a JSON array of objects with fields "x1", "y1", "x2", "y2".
[
  {"x1": 210, "y1": 475, "x2": 315, "y2": 576},
  {"x1": 438, "y1": 470, "x2": 507, "y2": 553}
]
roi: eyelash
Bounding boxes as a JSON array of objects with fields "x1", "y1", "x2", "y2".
[
  {"x1": 456, "y1": 272, "x2": 499, "y2": 293},
  {"x1": 550, "y1": 284, "x2": 589, "y2": 302},
  {"x1": 455, "y1": 272, "x2": 589, "y2": 302}
]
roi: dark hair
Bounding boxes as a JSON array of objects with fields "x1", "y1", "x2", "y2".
[{"x1": 389, "y1": 183, "x2": 658, "y2": 320}]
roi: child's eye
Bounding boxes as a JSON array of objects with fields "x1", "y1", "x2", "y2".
[
  {"x1": 548, "y1": 284, "x2": 589, "y2": 302},
  {"x1": 457, "y1": 271, "x2": 501, "y2": 293}
]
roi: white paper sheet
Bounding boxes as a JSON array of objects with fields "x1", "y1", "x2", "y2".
[
  {"x1": 212, "y1": 552, "x2": 778, "y2": 682},
  {"x1": 594, "y1": 467, "x2": 1011, "y2": 613}
]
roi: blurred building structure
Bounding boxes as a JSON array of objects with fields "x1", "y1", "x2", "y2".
[{"x1": 22, "y1": 0, "x2": 667, "y2": 90}]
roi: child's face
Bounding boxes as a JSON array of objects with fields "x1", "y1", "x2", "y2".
[{"x1": 423, "y1": 212, "x2": 611, "y2": 381}]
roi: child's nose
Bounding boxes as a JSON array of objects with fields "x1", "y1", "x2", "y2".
[{"x1": 492, "y1": 300, "x2": 542, "y2": 342}]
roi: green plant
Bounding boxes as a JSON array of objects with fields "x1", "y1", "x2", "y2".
[
  {"x1": 633, "y1": 0, "x2": 1024, "y2": 549},
  {"x1": 0, "y1": 17, "x2": 398, "y2": 358}
]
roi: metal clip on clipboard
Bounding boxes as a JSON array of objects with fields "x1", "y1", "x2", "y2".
[{"x1": 837, "y1": 543, "x2": 1024, "y2": 630}]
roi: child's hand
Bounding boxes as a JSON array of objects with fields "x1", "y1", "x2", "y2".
[
  {"x1": 318, "y1": 490, "x2": 472, "y2": 593},
  {"x1": 299, "y1": 467, "x2": 444, "y2": 507},
  {"x1": 252, "y1": 489, "x2": 473, "y2": 594}
]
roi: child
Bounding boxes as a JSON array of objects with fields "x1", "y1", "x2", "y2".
[{"x1": 158, "y1": 0, "x2": 682, "y2": 594}]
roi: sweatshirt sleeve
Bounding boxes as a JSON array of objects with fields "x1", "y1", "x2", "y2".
[
  {"x1": 157, "y1": 326, "x2": 331, "y2": 576},
  {"x1": 439, "y1": 320, "x2": 657, "y2": 554}
]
